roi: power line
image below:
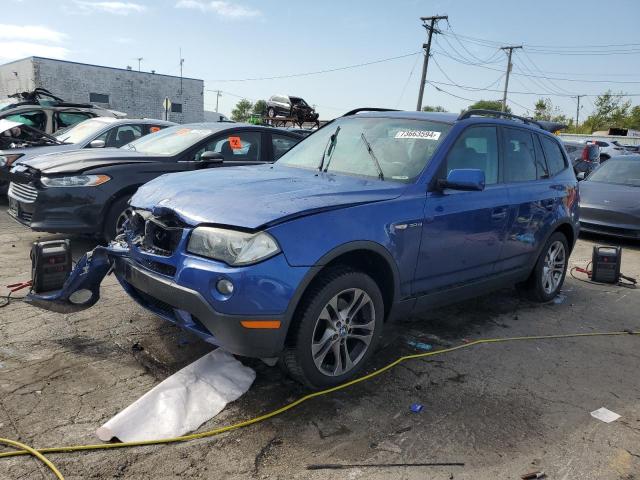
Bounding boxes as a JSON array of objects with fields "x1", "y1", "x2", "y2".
[
  {"x1": 500, "y1": 45, "x2": 522, "y2": 112},
  {"x1": 433, "y1": 48, "x2": 640, "y2": 84},
  {"x1": 396, "y1": 52, "x2": 421, "y2": 108},
  {"x1": 427, "y1": 79, "x2": 640, "y2": 97},
  {"x1": 431, "y1": 55, "x2": 504, "y2": 91},
  {"x1": 206, "y1": 51, "x2": 420, "y2": 82}
]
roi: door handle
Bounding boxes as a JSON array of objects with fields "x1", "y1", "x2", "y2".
[{"x1": 491, "y1": 207, "x2": 507, "y2": 220}]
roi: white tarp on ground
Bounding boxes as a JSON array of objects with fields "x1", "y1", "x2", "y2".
[{"x1": 96, "y1": 349, "x2": 256, "y2": 442}]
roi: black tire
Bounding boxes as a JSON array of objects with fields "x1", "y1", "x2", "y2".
[
  {"x1": 267, "y1": 107, "x2": 276, "y2": 118},
  {"x1": 102, "y1": 195, "x2": 132, "y2": 242},
  {"x1": 520, "y1": 232, "x2": 569, "y2": 302},
  {"x1": 281, "y1": 267, "x2": 384, "y2": 389}
]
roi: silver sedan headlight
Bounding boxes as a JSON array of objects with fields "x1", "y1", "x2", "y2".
[
  {"x1": 187, "y1": 227, "x2": 280, "y2": 266},
  {"x1": 40, "y1": 174, "x2": 111, "y2": 187}
]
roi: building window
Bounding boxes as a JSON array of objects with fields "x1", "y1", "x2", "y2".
[
  {"x1": 90, "y1": 93, "x2": 109, "y2": 104},
  {"x1": 171, "y1": 103, "x2": 183, "y2": 113}
]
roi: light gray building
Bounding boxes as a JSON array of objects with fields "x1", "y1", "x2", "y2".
[{"x1": 0, "y1": 56, "x2": 204, "y2": 123}]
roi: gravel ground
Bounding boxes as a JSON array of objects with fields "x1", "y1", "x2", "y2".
[{"x1": 0, "y1": 197, "x2": 639, "y2": 480}]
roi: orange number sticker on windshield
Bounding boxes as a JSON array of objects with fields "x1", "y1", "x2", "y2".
[
  {"x1": 149, "y1": 126, "x2": 161, "y2": 133},
  {"x1": 176, "y1": 128, "x2": 191, "y2": 136},
  {"x1": 229, "y1": 136, "x2": 242, "y2": 149}
]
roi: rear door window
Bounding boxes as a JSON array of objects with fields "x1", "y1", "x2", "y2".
[
  {"x1": 271, "y1": 134, "x2": 299, "y2": 160},
  {"x1": 6, "y1": 111, "x2": 47, "y2": 131},
  {"x1": 502, "y1": 128, "x2": 539, "y2": 182},
  {"x1": 55, "y1": 111, "x2": 94, "y2": 131},
  {"x1": 540, "y1": 136, "x2": 567, "y2": 176},
  {"x1": 445, "y1": 126, "x2": 499, "y2": 184}
]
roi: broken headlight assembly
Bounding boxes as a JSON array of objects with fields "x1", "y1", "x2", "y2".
[
  {"x1": 40, "y1": 174, "x2": 111, "y2": 187},
  {"x1": 187, "y1": 227, "x2": 280, "y2": 266},
  {"x1": 0, "y1": 153, "x2": 24, "y2": 167}
]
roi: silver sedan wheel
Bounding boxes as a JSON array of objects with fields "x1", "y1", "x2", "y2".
[
  {"x1": 115, "y1": 208, "x2": 133, "y2": 236},
  {"x1": 311, "y1": 288, "x2": 376, "y2": 377},
  {"x1": 542, "y1": 240, "x2": 566, "y2": 294}
]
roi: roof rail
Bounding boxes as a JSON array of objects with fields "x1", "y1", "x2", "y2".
[
  {"x1": 458, "y1": 109, "x2": 542, "y2": 128},
  {"x1": 342, "y1": 107, "x2": 399, "y2": 117}
]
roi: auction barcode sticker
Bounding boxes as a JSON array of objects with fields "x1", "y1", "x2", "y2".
[{"x1": 395, "y1": 130, "x2": 441, "y2": 140}]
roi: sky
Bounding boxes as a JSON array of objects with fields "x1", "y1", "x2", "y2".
[{"x1": 1, "y1": 0, "x2": 640, "y2": 121}]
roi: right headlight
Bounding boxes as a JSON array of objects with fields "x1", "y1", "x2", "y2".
[{"x1": 187, "y1": 227, "x2": 280, "y2": 266}]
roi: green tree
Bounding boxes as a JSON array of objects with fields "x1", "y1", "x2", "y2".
[
  {"x1": 252, "y1": 99, "x2": 268, "y2": 116},
  {"x1": 582, "y1": 90, "x2": 631, "y2": 132},
  {"x1": 625, "y1": 105, "x2": 640, "y2": 130},
  {"x1": 422, "y1": 105, "x2": 447, "y2": 112},
  {"x1": 231, "y1": 99, "x2": 253, "y2": 122},
  {"x1": 467, "y1": 99, "x2": 511, "y2": 114},
  {"x1": 533, "y1": 97, "x2": 573, "y2": 128}
]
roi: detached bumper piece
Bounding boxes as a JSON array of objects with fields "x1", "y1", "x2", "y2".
[{"x1": 26, "y1": 244, "x2": 125, "y2": 313}]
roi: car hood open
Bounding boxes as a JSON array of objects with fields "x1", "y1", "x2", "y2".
[
  {"x1": 131, "y1": 164, "x2": 407, "y2": 229},
  {"x1": 19, "y1": 148, "x2": 154, "y2": 174}
]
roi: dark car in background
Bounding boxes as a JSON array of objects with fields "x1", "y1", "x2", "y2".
[
  {"x1": 266, "y1": 94, "x2": 319, "y2": 123},
  {"x1": 579, "y1": 155, "x2": 640, "y2": 239},
  {"x1": 0, "y1": 88, "x2": 123, "y2": 134},
  {"x1": 563, "y1": 140, "x2": 600, "y2": 177},
  {"x1": 0, "y1": 118, "x2": 175, "y2": 193},
  {"x1": 7, "y1": 123, "x2": 302, "y2": 241}
]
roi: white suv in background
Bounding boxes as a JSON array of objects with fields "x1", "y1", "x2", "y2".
[{"x1": 586, "y1": 139, "x2": 629, "y2": 161}]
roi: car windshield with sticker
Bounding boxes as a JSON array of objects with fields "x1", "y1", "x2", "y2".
[
  {"x1": 125, "y1": 125, "x2": 213, "y2": 156},
  {"x1": 278, "y1": 117, "x2": 451, "y2": 182}
]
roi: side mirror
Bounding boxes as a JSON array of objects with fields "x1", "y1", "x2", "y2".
[
  {"x1": 437, "y1": 168, "x2": 485, "y2": 192},
  {"x1": 195, "y1": 151, "x2": 224, "y2": 169},
  {"x1": 89, "y1": 139, "x2": 105, "y2": 148},
  {"x1": 200, "y1": 151, "x2": 224, "y2": 162},
  {"x1": 576, "y1": 172, "x2": 586, "y2": 181}
]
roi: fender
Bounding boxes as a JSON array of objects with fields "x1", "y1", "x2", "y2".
[{"x1": 281, "y1": 240, "x2": 402, "y2": 330}]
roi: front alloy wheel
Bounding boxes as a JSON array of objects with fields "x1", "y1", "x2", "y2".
[
  {"x1": 311, "y1": 288, "x2": 376, "y2": 377},
  {"x1": 282, "y1": 268, "x2": 384, "y2": 389}
]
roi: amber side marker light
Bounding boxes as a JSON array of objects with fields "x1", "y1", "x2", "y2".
[{"x1": 240, "y1": 320, "x2": 281, "y2": 329}]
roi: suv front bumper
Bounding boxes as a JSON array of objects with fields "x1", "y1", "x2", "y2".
[{"x1": 114, "y1": 256, "x2": 291, "y2": 357}]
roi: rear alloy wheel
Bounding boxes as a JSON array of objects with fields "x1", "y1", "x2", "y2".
[
  {"x1": 522, "y1": 232, "x2": 569, "y2": 302},
  {"x1": 282, "y1": 268, "x2": 384, "y2": 389}
]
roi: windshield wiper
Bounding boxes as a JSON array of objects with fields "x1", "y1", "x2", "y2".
[
  {"x1": 360, "y1": 133, "x2": 385, "y2": 181},
  {"x1": 318, "y1": 126, "x2": 340, "y2": 172}
]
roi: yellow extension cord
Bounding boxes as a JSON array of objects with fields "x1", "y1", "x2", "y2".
[{"x1": 1, "y1": 330, "x2": 638, "y2": 479}]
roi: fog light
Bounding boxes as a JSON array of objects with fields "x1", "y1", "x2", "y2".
[
  {"x1": 216, "y1": 279, "x2": 234, "y2": 295},
  {"x1": 69, "y1": 289, "x2": 93, "y2": 305}
]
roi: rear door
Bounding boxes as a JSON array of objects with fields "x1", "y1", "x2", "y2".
[
  {"x1": 498, "y1": 128, "x2": 557, "y2": 272},
  {"x1": 413, "y1": 125, "x2": 510, "y2": 294}
]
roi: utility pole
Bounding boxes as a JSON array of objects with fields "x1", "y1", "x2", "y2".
[
  {"x1": 416, "y1": 15, "x2": 448, "y2": 111},
  {"x1": 136, "y1": 57, "x2": 143, "y2": 72},
  {"x1": 574, "y1": 95, "x2": 584, "y2": 128},
  {"x1": 214, "y1": 90, "x2": 222, "y2": 112},
  {"x1": 500, "y1": 46, "x2": 522, "y2": 112}
]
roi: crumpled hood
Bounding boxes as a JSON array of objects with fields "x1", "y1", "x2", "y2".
[
  {"x1": 18, "y1": 148, "x2": 153, "y2": 174},
  {"x1": 131, "y1": 164, "x2": 407, "y2": 229},
  {"x1": 0, "y1": 143, "x2": 76, "y2": 162}
]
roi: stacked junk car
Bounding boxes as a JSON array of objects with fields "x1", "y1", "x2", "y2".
[{"x1": 1, "y1": 12, "x2": 640, "y2": 480}]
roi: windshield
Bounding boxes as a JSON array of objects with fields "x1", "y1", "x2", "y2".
[
  {"x1": 588, "y1": 158, "x2": 640, "y2": 187},
  {"x1": 53, "y1": 118, "x2": 110, "y2": 143},
  {"x1": 125, "y1": 125, "x2": 214, "y2": 156},
  {"x1": 277, "y1": 116, "x2": 451, "y2": 182}
]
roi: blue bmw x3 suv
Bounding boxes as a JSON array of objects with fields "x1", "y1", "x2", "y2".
[{"x1": 29, "y1": 109, "x2": 579, "y2": 388}]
